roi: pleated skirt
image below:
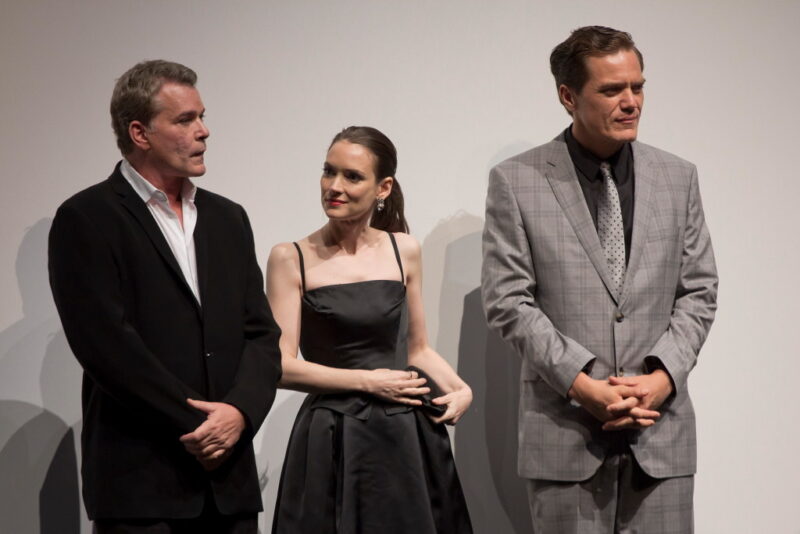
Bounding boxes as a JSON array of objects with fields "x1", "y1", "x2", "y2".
[{"x1": 272, "y1": 395, "x2": 473, "y2": 534}]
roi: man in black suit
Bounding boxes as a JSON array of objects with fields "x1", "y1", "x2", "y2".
[{"x1": 48, "y1": 60, "x2": 281, "y2": 533}]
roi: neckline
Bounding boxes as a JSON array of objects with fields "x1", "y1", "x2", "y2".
[
  {"x1": 303, "y1": 279, "x2": 404, "y2": 296},
  {"x1": 294, "y1": 232, "x2": 405, "y2": 295}
]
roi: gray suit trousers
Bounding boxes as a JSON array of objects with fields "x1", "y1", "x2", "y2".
[{"x1": 527, "y1": 442, "x2": 693, "y2": 533}]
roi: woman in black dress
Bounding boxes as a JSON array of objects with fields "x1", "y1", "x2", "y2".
[{"x1": 267, "y1": 126, "x2": 473, "y2": 533}]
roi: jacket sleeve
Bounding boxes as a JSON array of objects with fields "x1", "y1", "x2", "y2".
[
  {"x1": 646, "y1": 166, "x2": 718, "y2": 392},
  {"x1": 481, "y1": 165, "x2": 595, "y2": 396},
  {"x1": 221, "y1": 207, "x2": 282, "y2": 436},
  {"x1": 48, "y1": 203, "x2": 206, "y2": 435}
]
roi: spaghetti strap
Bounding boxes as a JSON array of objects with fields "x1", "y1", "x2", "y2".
[
  {"x1": 387, "y1": 232, "x2": 405, "y2": 283},
  {"x1": 292, "y1": 242, "x2": 307, "y2": 294}
]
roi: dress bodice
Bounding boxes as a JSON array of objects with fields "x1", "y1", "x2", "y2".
[{"x1": 299, "y1": 279, "x2": 408, "y2": 371}]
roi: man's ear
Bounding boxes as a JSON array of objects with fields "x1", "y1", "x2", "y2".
[
  {"x1": 128, "y1": 120, "x2": 150, "y2": 151},
  {"x1": 558, "y1": 84, "x2": 578, "y2": 114}
]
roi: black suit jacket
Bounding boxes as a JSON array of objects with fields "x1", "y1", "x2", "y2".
[{"x1": 48, "y1": 163, "x2": 282, "y2": 519}]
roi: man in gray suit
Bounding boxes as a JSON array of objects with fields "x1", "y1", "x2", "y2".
[{"x1": 481, "y1": 26, "x2": 717, "y2": 532}]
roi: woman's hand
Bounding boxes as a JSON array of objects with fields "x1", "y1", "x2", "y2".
[
  {"x1": 363, "y1": 368, "x2": 429, "y2": 405},
  {"x1": 430, "y1": 386, "x2": 473, "y2": 425}
]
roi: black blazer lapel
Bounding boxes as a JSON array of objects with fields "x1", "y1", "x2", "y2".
[
  {"x1": 193, "y1": 190, "x2": 210, "y2": 309},
  {"x1": 109, "y1": 165, "x2": 201, "y2": 312},
  {"x1": 544, "y1": 139, "x2": 622, "y2": 303}
]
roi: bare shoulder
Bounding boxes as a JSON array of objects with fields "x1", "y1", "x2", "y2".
[
  {"x1": 267, "y1": 241, "x2": 303, "y2": 273},
  {"x1": 391, "y1": 232, "x2": 422, "y2": 267},
  {"x1": 269, "y1": 241, "x2": 298, "y2": 260}
]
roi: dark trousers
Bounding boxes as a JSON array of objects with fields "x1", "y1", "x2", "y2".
[{"x1": 94, "y1": 495, "x2": 257, "y2": 534}]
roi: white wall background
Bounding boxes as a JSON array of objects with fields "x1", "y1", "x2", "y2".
[{"x1": 1, "y1": 1, "x2": 798, "y2": 532}]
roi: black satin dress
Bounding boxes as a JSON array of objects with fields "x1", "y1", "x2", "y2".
[{"x1": 272, "y1": 234, "x2": 472, "y2": 534}]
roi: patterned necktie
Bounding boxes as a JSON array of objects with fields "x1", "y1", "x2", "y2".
[{"x1": 598, "y1": 162, "x2": 626, "y2": 295}]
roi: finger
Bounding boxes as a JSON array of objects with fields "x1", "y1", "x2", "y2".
[
  {"x1": 607, "y1": 396, "x2": 639, "y2": 415},
  {"x1": 634, "y1": 418, "x2": 656, "y2": 427},
  {"x1": 199, "y1": 448, "x2": 226, "y2": 461},
  {"x1": 602, "y1": 416, "x2": 636, "y2": 431},
  {"x1": 187, "y1": 431, "x2": 221, "y2": 451},
  {"x1": 615, "y1": 385, "x2": 650, "y2": 399},
  {"x1": 200, "y1": 443, "x2": 222, "y2": 457},
  {"x1": 403, "y1": 377, "x2": 427, "y2": 387},
  {"x1": 179, "y1": 431, "x2": 198, "y2": 444},
  {"x1": 395, "y1": 396, "x2": 423, "y2": 406},
  {"x1": 401, "y1": 386, "x2": 430, "y2": 396},
  {"x1": 184, "y1": 439, "x2": 208, "y2": 454},
  {"x1": 430, "y1": 407, "x2": 455, "y2": 425},
  {"x1": 183, "y1": 441, "x2": 203, "y2": 454},
  {"x1": 431, "y1": 394, "x2": 452, "y2": 405},
  {"x1": 180, "y1": 426, "x2": 210, "y2": 445},
  {"x1": 603, "y1": 414, "x2": 659, "y2": 431},
  {"x1": 608, "y1": 376, "x2": 639, "y2": 386},
  {"x1": 187, "y1": 398, "x2": 215, "y2": 413},
  {"x1": 629, "y1": 407, "x2": 660, "y2": 419}
]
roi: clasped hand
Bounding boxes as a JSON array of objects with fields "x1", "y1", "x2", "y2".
[
  {"x1": 363, "y1": 369, "x2": 472, "y2": 426},
  {"x1": 180, "y1": 399, "x2": 245, "y2": 471},
  {"x1": 364, "y1": 368, "x2": 430, "y2": 405},
  {"x1": 568, "y1": 370, "x2": 673, "y2": 431},
  {"x1": 429, "y1": 386, "x2": 472, "y2": 425}
]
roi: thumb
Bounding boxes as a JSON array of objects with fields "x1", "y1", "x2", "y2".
[
  {"x1": 187, "y1": 398, "x2": 215, "y2": 413},
  {"x1": 432, "y1": 393, "x2": 452, "y2": 405}
]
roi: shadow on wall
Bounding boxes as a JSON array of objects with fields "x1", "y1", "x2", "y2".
[
  {"x1": 424, "y1": 213, "x2": 532, "y2": 534},
  {"x1": 256, "y1": 390, "x2": 306, "y2": 533},
  {"x1": 0, "y1": 218, "x2": 84, "y2": 533}
]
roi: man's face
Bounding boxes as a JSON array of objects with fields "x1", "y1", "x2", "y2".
[
  {"x1": 561, "y1": 49, "x2": 644, "y2": 158},
  {"x1": 144, "y1": 82, "x2": 209, "y2": 178}
]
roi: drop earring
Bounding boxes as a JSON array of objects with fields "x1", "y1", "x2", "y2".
[{"x1": 376, "y1": 197, "x2": 385, "y2": 212}]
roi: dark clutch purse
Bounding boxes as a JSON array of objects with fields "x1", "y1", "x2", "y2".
[{"x1": 406, "y1": 365, "x2": 447, "y2": 417}]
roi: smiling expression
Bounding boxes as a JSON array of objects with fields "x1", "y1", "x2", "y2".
[
  {"x1": 560, "y1": 49, "x2": 645, "y2": 158},
  {"x1": 321, "y1": 140, "x2": 392, "y2": 223}
]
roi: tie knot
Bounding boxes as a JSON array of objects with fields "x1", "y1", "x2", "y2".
[{"x1": 599, "y1": 162, "x2": 613, "y2": 181}]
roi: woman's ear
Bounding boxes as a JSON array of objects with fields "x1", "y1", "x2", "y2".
[{"x1": 378, "y1": 176, "x2": 394, "y2": 200}]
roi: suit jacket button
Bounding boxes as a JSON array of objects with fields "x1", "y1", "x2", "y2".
[
  {"x1": 615, "y1": 312, "x2": 624, "y2": 323},
  {"x1": 205, "y1": 351, "x2": 214, "y2": 358}
]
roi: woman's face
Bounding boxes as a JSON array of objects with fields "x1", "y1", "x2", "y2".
[{"x1": 321, "y1": 140, "x2": 391, "y2": 223}]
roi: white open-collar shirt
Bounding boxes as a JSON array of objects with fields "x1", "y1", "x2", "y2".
[{"x1": 120, "y1": 158, "x2": 201, "y2": 305}]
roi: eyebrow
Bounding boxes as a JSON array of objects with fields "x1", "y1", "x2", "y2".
[
  {"x1": 324, "y1": 163, "x2": 365, "y2": 178},
  {"x1": 175, "y1": 109, "x2": 203, "y2": 121},
  {"x1": 597, "y1": 79, "x2": 646, "y2": 92}
]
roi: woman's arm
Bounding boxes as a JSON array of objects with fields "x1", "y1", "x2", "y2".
[
  {"x1": 397, "y1": 233, "x2": 473, "y2": 424},
  {"x1": 266, "y1": 241, "x2": 428, "y2": 404}
]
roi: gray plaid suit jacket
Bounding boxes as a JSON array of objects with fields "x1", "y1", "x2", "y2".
[{"x1": 481, "y1": 132, "x2": 718, "y2": 481}]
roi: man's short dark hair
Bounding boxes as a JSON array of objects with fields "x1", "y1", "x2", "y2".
[
  {"x1": 550, "y1": 26, "x2": 643, "y2": 94},
  {"x1": 110, "y1": 60, "x2": 197, "y2": 155}
]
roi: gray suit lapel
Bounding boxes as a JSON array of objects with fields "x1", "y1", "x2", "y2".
[
  {"x1": 544, "y1": 140, "x2": 621, "y2": 303},
  {"x1": 621, "y1": 142, "x2": 656, "y2": 305}
]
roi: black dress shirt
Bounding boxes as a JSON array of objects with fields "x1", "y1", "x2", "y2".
[{"x1": 565, "y1": 126, "x2": 635, "y2": 263}]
